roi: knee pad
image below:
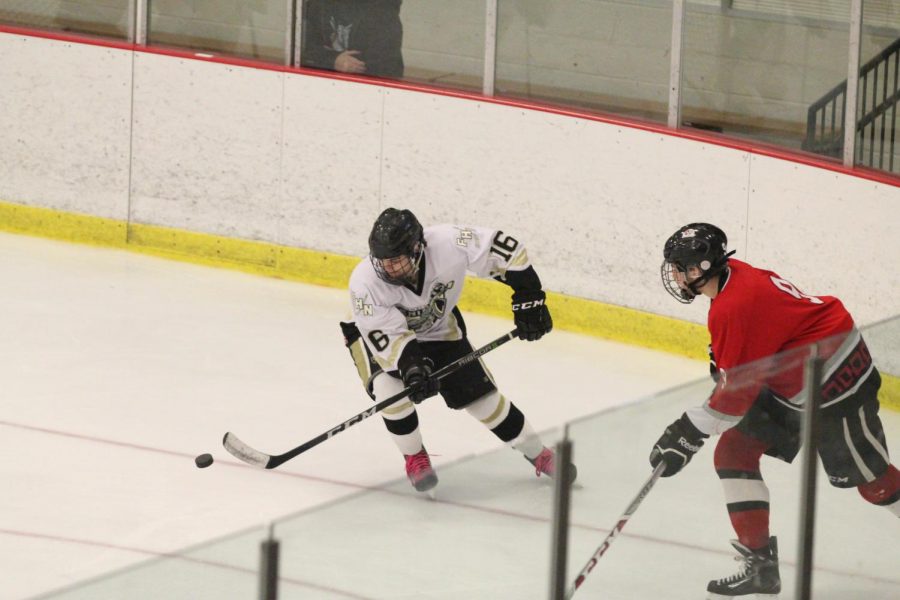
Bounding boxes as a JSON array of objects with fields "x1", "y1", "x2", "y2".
[
  {"x1": 714, "y1": 429, "x2": 769, "y2": 473},
  {"x1": 465, "y1": 392, "x2": 526, "y2": 443},
  {"x1": 858, "y1": 464, "x2": 900, "y2": 506},
  {"x1": 372, "y1": 372, "x2": 414, "y2": 415},
  {"x1": 464, "y1": 391, "x2": 508, "y2": 425}
]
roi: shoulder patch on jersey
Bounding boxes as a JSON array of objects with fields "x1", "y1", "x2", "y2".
[
  {"x1": 456, "y1": 228, "x2": 474, "y2": 247},
  {"x1": 352, "y1": 293, "x2": 374, "y2": 316}
]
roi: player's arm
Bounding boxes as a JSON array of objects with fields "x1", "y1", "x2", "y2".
[
  {"x1": 695, "y1": 307, "x2": 785, "y2": 433},
  {"x1": 649, "y1": 305, "x2": 771, "y2": 475},
  {"x1": 458, "y1": 226, "x2": 552, "y2": 342}
]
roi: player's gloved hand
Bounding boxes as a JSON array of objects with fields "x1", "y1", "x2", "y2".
[
  {"x1": 649, "y1": 413, "x2": 708, "y2": 477},
  {"x1": 402, "y1": 358, "x2": 441, "y2": 404},
  {"x1": 511, "y1": 289, "x2": 552, "y2": 341}
]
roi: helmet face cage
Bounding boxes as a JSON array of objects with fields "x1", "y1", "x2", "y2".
[
  {"x1": 660, "y1": 223, "x2": 730, "y2": 303},
  {"x1": 368, "y1": 208, "x2": 425, "y2": 285},
  {"x1": 660, "y1": 260, "x2": 696, "y2": 303},
  {"x1": 371, "y1": 242, "x2": 424, "y2": 285}
]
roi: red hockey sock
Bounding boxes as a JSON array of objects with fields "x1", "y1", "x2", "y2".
[
  {"x1": 728, "y1": 509, "x2": 769, "y2": 550},
  {"x1": 715, "y1": 430, "x2": 773, "y2": 550}
]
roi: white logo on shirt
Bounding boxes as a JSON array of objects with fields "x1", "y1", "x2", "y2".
[
  {"x1": 400, "y1": 280, "x2": 455, "y2": 331},
  {"x1": 353, "y1": 295, "x2": 373, "y2": 316},
  {"x1": 456, "y1": 229, "x2": 473, "y2": 247}
]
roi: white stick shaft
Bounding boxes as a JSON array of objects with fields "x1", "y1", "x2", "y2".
[{"x1": 565, "y1": 463, "x2": 666, "y2": 598}]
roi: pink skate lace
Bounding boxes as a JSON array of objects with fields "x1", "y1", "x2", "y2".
[
  {"x1": 404, "y1": 449, "x2": 437, "y2": 491},
  {"x1": 531, "y1": 447, "x2": 556, "y2": 478}
]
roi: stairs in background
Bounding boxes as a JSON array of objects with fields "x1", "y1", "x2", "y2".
[{"x1": 804, "y1": 37, "x2": 900, "y2": 174}]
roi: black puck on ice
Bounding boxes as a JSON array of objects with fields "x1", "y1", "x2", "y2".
[{"x1": 195, "y1": 453, "x2": 214, "y2": 469}]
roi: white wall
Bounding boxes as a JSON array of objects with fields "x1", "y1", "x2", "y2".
[
  {"x1": 1, "y1": 32, "x2": 898, "y2": 327},
  {"x1": 129, "y1": 53, "x2": 285, "y2": 240},
  {"x1": 0, "y1": 33, "x2": 132, "y2": 219}
]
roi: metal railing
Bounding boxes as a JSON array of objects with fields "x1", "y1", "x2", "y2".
[{"x1": 805, "y1": 36, "x2": 900, "y2": 173}]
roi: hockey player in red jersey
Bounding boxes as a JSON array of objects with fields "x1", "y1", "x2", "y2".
[
  {"x1": 340, "y1": 208, "x2": 576, "y2": 493},
  {"x1": 649, "y1": 223, "x2": 899, "y2": 598}
]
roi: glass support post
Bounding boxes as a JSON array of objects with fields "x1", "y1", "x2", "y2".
[
  {"x1": 668, "y1": 0, "x2": 686, "y2": 129},
  {"x1": 795, "y1": 351, "x2": 825, "y2": 600},
  {"x1": 844, "y1": 0, "x2": 864, "y2": 167},
  {"x1": 483, "y1": 0, "x2": 498, "y2": 96},
  {"x1": 549, "y1": 429, "x2": 572, "y2": 600},
  {"x1": 259, "y1": 523, "x2": 280, "y2": 600}
]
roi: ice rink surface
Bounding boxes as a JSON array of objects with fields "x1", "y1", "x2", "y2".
[{"x1": 1, "y1": 232, "x2": 897, "y2": 599}]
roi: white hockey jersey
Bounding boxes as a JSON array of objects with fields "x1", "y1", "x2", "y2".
[{"x1": 349, "y1": 224, "x2": 532, "y2": 371}]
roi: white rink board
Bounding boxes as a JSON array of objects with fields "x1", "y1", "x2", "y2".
[
  {"x1": 129, "y1": 52, "x2": 285, "y2": 241},
  {"x1": 379, "y1": 88, "x2": 751, "y2": 321},
  {"x1": 1, "y1": 32, "x2": 898, "y2": 325},
  {"x1": 277, "y1": 75, "x2": 386, "y2": 253},
  {"x1": 748, "y1": 154, "x2": 900, "y2": 326},
  {"x1": 0, "y1": 34, "x2": 131, "y2": 219}
]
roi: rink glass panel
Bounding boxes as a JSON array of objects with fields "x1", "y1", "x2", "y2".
[
  {"x1": 566, "y1": 318, "x2": 900, "y2": 599},
  {"x1": 856, "y1": 2, "x2": 900, "y2": 174},
  {"x1": 0, "y1": 0, "x2": 129, "y2": 38},
  {"x1": 269, "y1": 425, "x2": 566, "y2": 600},
  {"x1": 494, "y1": 0, "x2": 672, "y2": 124},
  {"x1": 398, "y1": 0, "x2": 486, "y2": 92},
  {"x1": 32, "y1": 317, "x2": 899, "y2": 597},
  {"x1": 36, "y1": 525, "x2": 269, "y2": 599},
  {"x1": 146, "y1": 0, "x2": 287, "y2": 64},
  {"x1": 681, "y1": 1, "x2": 852, "y2": 151}
]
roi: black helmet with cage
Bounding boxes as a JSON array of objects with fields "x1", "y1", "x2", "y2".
[
  {"x1": 368, "y1": 208, "x2": 426, "y2": 285},
  {"x1": 661, "y1": 223, "x2": 735, "y2": 303}
]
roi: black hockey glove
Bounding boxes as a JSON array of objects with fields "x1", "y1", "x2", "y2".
[
  {"x1": 649, "y1": 413, "x2": 708, "y2": 477},
  {"x1": 402, "y1": 357, "x2": 441, "y2": 404},
  {"x1": 511, "y1": 289, "x2": 552, "y2": 341}
]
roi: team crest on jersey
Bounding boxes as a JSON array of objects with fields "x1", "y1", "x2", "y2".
[
  {"x1": 352, "y1": 294, "x2": 374, "y2": 316},
  {"x1": 399, "y1": 280, "x2": 455, "y2": 331},
  {"x1": 456, "y1": 229, "x2": 474, "y2": 247}
]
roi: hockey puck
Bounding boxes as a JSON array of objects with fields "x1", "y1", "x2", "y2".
[{"x1": 194, "y1": 453, "x2": 214, "y2": 469}]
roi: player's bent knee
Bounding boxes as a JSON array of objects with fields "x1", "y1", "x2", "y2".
[
  {"x1": 464, "y1": 391, "x2": 506, "y2": 421},
  {"x1": 857, "y1": 464, "x2": 900, "y2": 505},
  {"x1": 714, "y1": 430, "x2": 768, "y2": 472},
  {"x1": 372, "y1": 370, "x2": 406, "y2": 398}
]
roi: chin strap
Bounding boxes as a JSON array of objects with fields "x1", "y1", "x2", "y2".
[{"x1": 687, "y1": 255, "x2": 734, "y2": 297}]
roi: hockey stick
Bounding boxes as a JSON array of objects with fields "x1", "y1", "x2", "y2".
[
  {"x1": 565, "y1": 463, "x2": 666, "y2": 598},
  {"x1": 223, "y1": 329, "x2": 519, "y2": 469}
]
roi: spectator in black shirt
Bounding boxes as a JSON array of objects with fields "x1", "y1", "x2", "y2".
[{"x1": 302, "y1": 0, "x2": 404, "y2": 79}]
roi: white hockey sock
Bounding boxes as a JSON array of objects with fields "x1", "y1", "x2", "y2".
[
  {"x1": 465, "y1": 392, "x2": 543, "y2": 459},
  {"x1": 373, "y1": 372, "x2": 424, "y2": 456},
  {"x1": 387, "y1": 428, "x2": 425, "y2": 456},
  {"x1": 510, "y1": 421, "x2": 544, "y2": 459}
]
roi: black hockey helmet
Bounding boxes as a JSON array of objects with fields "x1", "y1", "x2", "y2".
[
  {"x1": 660, "y1": 223, "x2": 734, "y2": 303},
  {"x1": 368, "y1": 208, "x2": 425, "y2": 285}
]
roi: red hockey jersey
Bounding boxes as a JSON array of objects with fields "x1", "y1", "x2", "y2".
[{"x1": 694, "y1": 259, "x2": 859, "y2": 432}]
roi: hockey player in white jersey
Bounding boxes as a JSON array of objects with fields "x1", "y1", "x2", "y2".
[{"x1": 340, "y1": 207, "x2": 576, "y2": 492}]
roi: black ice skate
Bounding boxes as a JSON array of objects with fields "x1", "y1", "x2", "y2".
[{"x1": 707, "y1": 537, "x2": 780, "y2": 598}]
